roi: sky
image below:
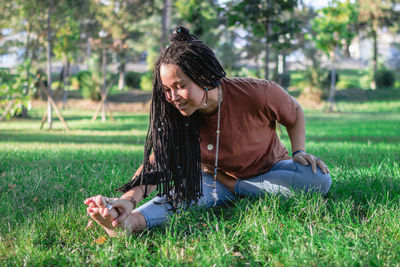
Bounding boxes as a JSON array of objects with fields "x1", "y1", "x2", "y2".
[{"x1": 302, "y1": 0, "x2": 330, "y2": 9}]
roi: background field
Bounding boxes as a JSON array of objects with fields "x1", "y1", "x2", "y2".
[{"x1": 1, "y1": 99, "x2": 400, "y2": 266}]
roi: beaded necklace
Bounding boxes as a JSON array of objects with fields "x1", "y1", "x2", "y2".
[{"x1": 210, "y1": 87, "x2": 222, "y2": 205}]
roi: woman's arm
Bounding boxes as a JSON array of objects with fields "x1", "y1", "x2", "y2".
[
  {"x1": 91, "y1": 154, "x2": 157, "y2": 227},
  {"x1": 285, "y1": 99, "x2": 329, "y2": 174}
]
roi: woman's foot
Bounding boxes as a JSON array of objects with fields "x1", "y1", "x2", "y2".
[
  {"x1": 85, "y1": 195, "x2": 121, "y2": 236},
  {"x1": 87, "y1": 205, "x2": 119, "y2": 236},
  {"x1": 84, "y1": 195, "x2": 147, "y2": 236}
]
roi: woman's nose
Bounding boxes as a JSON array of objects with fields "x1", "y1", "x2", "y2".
[{"x1": 170, "y1": 89, "x2": 181, "y2": 101}]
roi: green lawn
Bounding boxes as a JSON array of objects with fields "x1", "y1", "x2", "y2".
[{"x1": 1, "y1": 100, "x2": 400, "y2": 266}]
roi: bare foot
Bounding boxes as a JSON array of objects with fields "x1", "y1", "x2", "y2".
[
  {"x1": 84, "y1": 195, "x2": 147, "y2": 236},
  {"x1": 87, "y1": 205, "x2": 120, "y2": 236}
]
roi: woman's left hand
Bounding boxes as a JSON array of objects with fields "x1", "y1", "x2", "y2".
[{"x1": 293, "y1": 151, "x2": 330, "y2": 174}]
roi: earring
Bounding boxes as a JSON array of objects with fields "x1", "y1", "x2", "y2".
[{"x1": 203, "y1": 88, "x2": 209, "y2": 107}]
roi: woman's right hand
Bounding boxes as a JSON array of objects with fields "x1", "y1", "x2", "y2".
[{"x1": 105, "y1": 197, "x2": 136, "y2": 227}]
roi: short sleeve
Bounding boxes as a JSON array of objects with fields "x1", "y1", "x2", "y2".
[{"x1": 263, "y1": 81, "x2": 297, "y2": 127}]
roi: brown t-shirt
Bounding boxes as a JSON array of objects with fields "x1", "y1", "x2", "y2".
[{"x1": 200, "y1": 77, "x2": 297, "y2": 179}]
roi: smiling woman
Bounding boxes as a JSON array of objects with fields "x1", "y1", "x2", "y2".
[
  {"x1": 84, "y1": 26, "x2": 331, "y2": 236},
  {"x1": 160, "y1": 64, "x2": 220, "y2": 116}
]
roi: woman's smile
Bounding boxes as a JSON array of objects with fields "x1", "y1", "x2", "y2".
[{"x1": 175, "y1": 102, "x2": 188, "y2": 110}]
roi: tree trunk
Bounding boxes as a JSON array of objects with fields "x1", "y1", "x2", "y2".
[
  {"x1": 118, "y1": 51, "x2": 125, "y2": 90},
  {"x1": 101, "y1": 43, "x2": 107, "y2": 123},
  {"x1": 282, "y1": 53, "x2": 287, "y2": 74},
  {"x1": 86, "y1": 35, "x2": 91, "y2": 70},
  {"x1": 162, "y1": 0, "x2": 171, "y2": 47},
  {"x1": 62, "y1": 56, "x2": 70, "y2": 109},
  {"x1": 264, "y1": 0, "x2": 271, "y2": 80},
  {"x1": 371, "y1": 27, "x2": 378, "y2": 89},
  {"x1": 46, "y1": 5, "x2": 53, "y2": 129},
  {"x1": 328, "y1": 51, "x2": 336, "y2": 112},
  {"x1": 22, "y1": 21, "x2": 32, "y2": 118}
]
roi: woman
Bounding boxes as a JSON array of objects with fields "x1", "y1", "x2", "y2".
[{"x1": 84, "y1": 26, "x2": 331, "y2": 236}]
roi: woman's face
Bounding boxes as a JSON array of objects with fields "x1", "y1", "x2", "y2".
[{"x1": 160, "y1": 64, "x2": 206, "y2": 116}]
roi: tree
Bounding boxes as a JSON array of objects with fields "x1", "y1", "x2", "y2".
[
  {"x1": 228, "y1": 0, "x2": 299, "y2": 80},
  {"x1": 175, "y1": 0, "x2": 222, "y2": 48},
  {"x1": 92, "y1": 0, "x2": 155, "y2": 91},
  {"x1": 358, "y1": 0, "x2": 400, "y2": 88},
  {"x1": 0, "y1": 0, "x2": 48, "y2": 118},
  {"x1": 162, "y1": 0, "x2": 172, "y2": 46},
  {"x1": 53, "y1": 14, "x2": 80, "y2": 109},
  {"x1": 309, "y1": 0, "x2": 358, "y2": 111}
]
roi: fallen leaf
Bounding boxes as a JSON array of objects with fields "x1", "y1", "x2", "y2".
[
  {"x1": 8, "y1": 184, "x2": 16, "y2": 190},
  {"x1": 95, "y1": 236, "x2": 107, "y2": 244}
]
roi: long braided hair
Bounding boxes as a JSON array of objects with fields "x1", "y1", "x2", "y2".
[{"x1": 117, "y1": 26, "x2": 226, "y2": 205}]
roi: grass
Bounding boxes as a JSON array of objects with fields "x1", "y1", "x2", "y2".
[{"x1": 1, "y1": 100, "x2": 400, "y2": 266}]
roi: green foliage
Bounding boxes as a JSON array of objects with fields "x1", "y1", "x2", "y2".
[
  {"x1": 336, "y1": 79, "x2": 359, "y2": 90},
  {"x1": 304, "y1": 66, "x2": 326, "y2": 89},
  {"x1": 0, "y1": 64, "x2": 33, "y2": 119},
  {"x1": 228, "y1": 0, "x2": 300, "y2": 45},
  {"x1": 375, "y1": 69, "x2": 396, "y2": 89},
  {"x1": 272, "y1": 72, "x2": 291, "y2": 89},
  {"x1": 140, "y1": 72, "x2": 153, "y2": 91},
  {"x1": 299, "y1": 67, "x2": 338, "y2": 99},
  {"x1": 76, "y1": 71, "x2": 101, "y2": 101},
  {"x1": 125, "y1": 71, "x2": 143, "y2": 89},
  {"x1": 175, "y1": 0, "x2": 221, "y2": 47},
  {"x1": 53, "y1": 14, "x2": 80, "y2": 61},
  {"x1": 322, "y1": 70, "x2": 340, "y2": 90},
  {"x1": 308, "y1": 1, "x2": 358, "y2": 56}
]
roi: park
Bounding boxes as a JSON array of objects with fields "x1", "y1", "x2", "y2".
[{"x1": 1, "y1": 0, "x2": 400, "y2": 265}]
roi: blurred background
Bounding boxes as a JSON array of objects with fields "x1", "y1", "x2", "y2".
[{"x1": 1, "y1": 0, "x2": 400, "y2": 119}]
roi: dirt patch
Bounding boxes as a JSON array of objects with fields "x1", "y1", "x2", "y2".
[{"x1": 31, "y1": 89, "x2": 152, "y2": 112}]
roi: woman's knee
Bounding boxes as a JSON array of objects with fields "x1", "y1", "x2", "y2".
[
  {"x1": 294, "y1": 162, "x2": 332, "y2": 195},
  {"x1": 316, "y1": 172, "x2": 332, "y2": 195}
]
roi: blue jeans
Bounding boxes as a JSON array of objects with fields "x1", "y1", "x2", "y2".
[{"x1": 135, "y1": 159, "x2": 332, "y2": 228}]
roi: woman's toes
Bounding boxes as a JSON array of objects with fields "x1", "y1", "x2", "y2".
[{"x1": 86, "y1": 206, "x2": 120, "y2": 236}]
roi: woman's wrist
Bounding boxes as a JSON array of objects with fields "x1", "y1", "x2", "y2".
[{"x1": 292, "y1": 150, "x2": 305, "y2": 157}]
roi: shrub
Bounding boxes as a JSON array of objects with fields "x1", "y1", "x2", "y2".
[
  {"x1": 375, "y1": 69, "x2": 395, "y2": 89},
  {"x1": 273, "y1": 72, "x2": 291, "y2": 88},
  {"x1": 125, "y1": 71, "x2": 143, "y2": 89},
  {"x1": 322, "y1": 70, "x2": 340, "y2": 89},
  {"x1": 336, "y1": 79, "x2": 359, "y2": 90},
  {"x1": 76, "y1": 71, "x2": 101, "y2": 101},
  {"x1": 140, "y1": 72, "x2": 153, "y2": 91}
]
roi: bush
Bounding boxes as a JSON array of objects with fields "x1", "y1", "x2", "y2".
[
  {"x1": 375, "y1": 69, "x2": 395, "y2": 89},
  {"x1": 322, "y1": 70, "x2": 340, "y2": 89},
  {"x1": 273, "y1": 72, "x2": 291, "y2": 88},
  {"x1": 140, "y1": 72, "x2": 153, "y2": 91},
  {"x1": 336, "y1": 79, "x2": 359, "y2": 90},
  {"x1": 76, "y1": 71, "x2": 101, "y2": 101},
  {"x1": 125, "y1": 71, "x2": 143, "y2": 89}
]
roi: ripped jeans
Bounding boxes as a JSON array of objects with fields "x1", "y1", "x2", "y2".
[{"x1": 135, "y1": 159, "x2": 332, "y2": 228}]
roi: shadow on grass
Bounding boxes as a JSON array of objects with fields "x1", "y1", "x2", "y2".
[
  {"x1": 0, "y1": 131, "x2": 146, "y2": 145},
  {"x1": 335, "y1": 88, "x2": 400, "y2": 102},
  {"x1": 307, "y1": 135, "x2": 400, "y2": 144}
]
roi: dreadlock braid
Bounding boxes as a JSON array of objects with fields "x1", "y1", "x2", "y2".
[{"x1": 117, "y1": 26, "x2": 226, "y2": 206}]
